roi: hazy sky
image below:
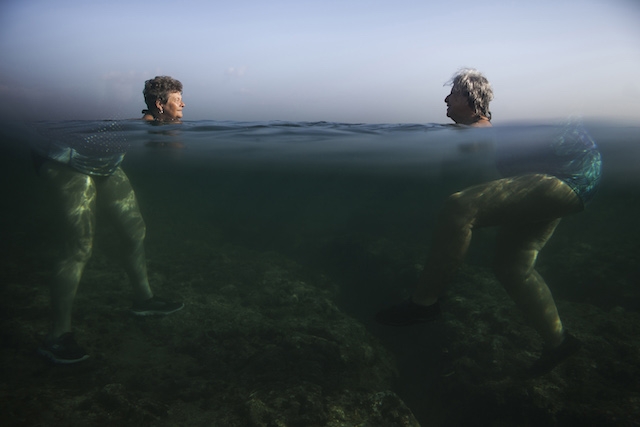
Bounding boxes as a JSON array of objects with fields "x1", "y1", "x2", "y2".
[{"x1": 1, "y1": 0, "x2": 639, "y2": 123}]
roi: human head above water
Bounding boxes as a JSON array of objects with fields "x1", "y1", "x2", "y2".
[
  {"x1": 142, "y1": 76, "x2": 184, "y2": 122},
  {"x1": 445, "y1": 68, "x2": 493, "y2": 126}
]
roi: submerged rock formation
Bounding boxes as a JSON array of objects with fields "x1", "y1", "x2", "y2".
[{"x1": 0, "y1": 245, "x2": 420, "y2": 426}]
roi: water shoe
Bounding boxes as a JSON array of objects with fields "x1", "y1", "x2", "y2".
[
  {"x1": 528, "y1": 331, "x2": 582, "y2": 377},
  {"x1": 130, "y1": 296, "x2": 184, "y2": 316},
  {"x1": 38, "y1": 332, "x2": 90, "y2": 364}
]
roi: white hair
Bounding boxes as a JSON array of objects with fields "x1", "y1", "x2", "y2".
[{"x1": 447, "y1": 68, "x2": 493, "y2": 120}]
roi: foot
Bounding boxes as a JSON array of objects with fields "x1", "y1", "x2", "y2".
[
  {"x1": 38, "y1": 332, "x2": 90, "y2": 364},
  {"x1": 375, "y1": 298, "x2": 442, "y2": 326},
  {"x1": 528, "y1": 331, "x2": 582, "y2": 377},
  {"x1": 130, "y1": 296, "x2": 184, "y2": 316}
]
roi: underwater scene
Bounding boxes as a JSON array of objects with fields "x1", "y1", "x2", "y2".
[{"x1": 0, "y1": 120, "x2": 639, "y2": 426}]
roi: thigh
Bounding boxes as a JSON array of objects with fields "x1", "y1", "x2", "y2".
[
  {"x1": 493, "y1": 218, "x2": 562, "y2": 280},
  {"x1": 95, "y1": 167, "x2": 145, "y2": 231},
  {"x1": 41, "y1": 160, "x2": 97, "y2": 237},
  {"x1": 456, "y1": 174, "x2": 583, "y2": 228}
]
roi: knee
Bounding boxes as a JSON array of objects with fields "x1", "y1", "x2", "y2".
[
  {"x1": 65, "y1": 236, "x2": 93, "y2": 264},
  {"x1": 493, "y1": 257, "x2": 532, "y2": 289},
  {"x1": 123, "y1": 217, "x2": 146, "y2": 247},
  {"x1": 134, "y1": 220, "x2": 147, "y2": 242},
  {"x1": 439, "y1": 192, "x2": 476, "y2": 226}
]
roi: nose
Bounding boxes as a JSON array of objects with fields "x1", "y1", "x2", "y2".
[{"x1": 444, "y1": 94, "x2": 450, "y2": 104}]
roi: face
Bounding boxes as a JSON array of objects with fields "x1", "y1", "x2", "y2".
[
  {"x1": 444, "y1": 88, "x2": 474, "y2": 124},
  {"x1": 158, "y1": 91, "x2": 185, "y2": 121}
]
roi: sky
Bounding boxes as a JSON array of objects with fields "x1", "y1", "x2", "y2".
[{"x1": 1, "y1": 0, "x2": 639, "y2": 124}]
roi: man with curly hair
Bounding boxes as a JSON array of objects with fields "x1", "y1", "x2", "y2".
[{"x1": 376, "y1": 69, "x2": 601, "y2": 376}]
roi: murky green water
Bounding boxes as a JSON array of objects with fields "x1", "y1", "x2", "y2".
[{"x1": 1, "y1": 120, "x2": 638, "y2": 425}]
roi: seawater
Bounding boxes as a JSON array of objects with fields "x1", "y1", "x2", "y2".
[
  {"x1": 1, "y1": 120, "x2": 639, "y2": 424},
  {"x1": 1, "y1": 119, "x2": 639, "y2": 308}
]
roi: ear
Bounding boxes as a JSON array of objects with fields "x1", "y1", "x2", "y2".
[{"x1": 155, "y1": 98, "x2": 164, "y2": 111}]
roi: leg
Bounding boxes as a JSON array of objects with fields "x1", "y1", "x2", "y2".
[
  {"x1": 96, "y1": 168, "x2": 184, "y2": 316},
  {"x1": 376, "y1": 175, "x2": 582, "y2": 326},
  {"x1": 95, "y1": 167, "x2": 152, "y2": 302},
  {"x1": 413, "y1": 174, "x2": 583, "y2": 304},
  {"x1": 41, "y1": 161, "x2": 97, "y2": 338},
  {"x1": 493, "y1": 219, "x2": 564, "y2": 346},
  {"x1": 494, "y1": 217, "x2": 584, "y2": 375}
]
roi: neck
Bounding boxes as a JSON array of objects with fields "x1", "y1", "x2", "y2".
[
  {"x1": 469, "y1": 116, "x2": 491, "y2": 127},
  {"x1": 154, "y1": 111, "x2": 179, "y2": 123}
]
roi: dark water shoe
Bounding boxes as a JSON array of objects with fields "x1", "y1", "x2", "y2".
[
  {"x1": 38, "y1": 333, "x2": 90, "y2": 364},
  {"x1": 131, "y1": 296, "x2": 184, "y2": 316},
  {"x1": 529, "y1": 332, "x2": 583, "y2": 377}
]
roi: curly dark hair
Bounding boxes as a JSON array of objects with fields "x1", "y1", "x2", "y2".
[{"x1": 142, "y1": 76, "x2": 183, "y2": 112}]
